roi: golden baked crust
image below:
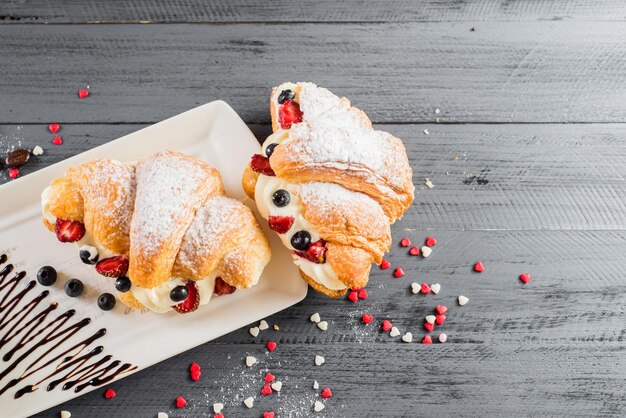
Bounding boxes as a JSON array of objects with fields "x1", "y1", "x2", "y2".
[
  {"x1": 241, "y1": 164, "x2": 259, "y2": 200},
  {"x1": 299, "y1": 270, "x2": 346, "y2": 299}
]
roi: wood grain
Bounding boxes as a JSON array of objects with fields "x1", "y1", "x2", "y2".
[
  {"x1": 3, "y1": 0, "x2": 626, "y2": 24},
  {"x1": 2, "y1": 22, "x2": 626, "y2": 124}
]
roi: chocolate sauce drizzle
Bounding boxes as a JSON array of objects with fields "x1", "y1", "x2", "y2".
[{"x1": 0, "y1": 253, "x2": 136, "y2": 399}]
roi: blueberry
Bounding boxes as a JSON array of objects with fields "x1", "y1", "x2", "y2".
[
  {"x1": 97, "y1": 293, "x2": 116, "y2": 311},
  {"x1": 290, "y1": 230, "x2": 311, "y2": 251},
  {"x1": 272, "y1": 189, "x2": 290, "y2": 207},
  {"x1": 277, "y1": 89, "x2": 295, "y2": 104},
  {"x1": 265, "y1": 143, "x2": 278, "y2": 158},
  {"x1": 79, "y1": 245, "x2": 99, "y2": 265},
  {"x1": 170, "y1": 285, "x2": 188, "y2": 302},
  {"x1": 64, "y1": 278, "x2": 84, "y2": 297},
  {"x1": 114, "y1": 276, "x2": 131, "y2": 293},
  {"x1": 37, "y1": 266, "x2": 57, "y2": 286}
]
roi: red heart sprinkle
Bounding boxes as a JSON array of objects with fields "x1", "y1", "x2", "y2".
[
  {"x1": 78, "y1": 89, "x2": 89, "y2": 99},
  {"x1": 519, "y1": 273, "x2": 531, "y2": 284},
  {"x1": 264, "y1": 412, "x2": 275, "y2": 418},
  {"x1": 321, "y1": 387, "x2": 332, "y2": 398},
  {"x1": 381, "y1": 320, "x2": 392, "y2": 331},
  {"x1": 48, "y1": 123, "x2": 60, "y2": 133},
  {"x1": 261, "y1": 384, "x2": 272, "y2": 395},
  {"x1": 422, "y1": 335, "x2": 433, "y2": 344},
  {"x1": 8, "y1": 168, "x2": 19, "y2": 179},
  {"x1": 400, "y1": 237, "x2": 411, "y2": 247},
  {"x1": 357, "y1": 288, "x2": 368, "y2": 300},
  {"x1": 267, "y1": 341, "x2": 277, "y2": 351},
  {"x1": 348, "y1": 291, "x2": 358, "y2": 303},
  {"x1": 104, "y1": 388, "x2": 116, "y2": 399},
  {"x1": 424, "y1": 321, "x2": 434, "y2": 332},
  {"x1": 409, "y1": 246, "x2": 420, "y2": 256},
  {"x1": 264, "y1": 372, "x2": 275, "y2": 383},
  {"x1": 425, "y1": 236, "x2": 437, "y2": 247},
  {"x1": 473, "y1": 261, "x2": 484, "y2": 272},
  {"x1": 176, "y1": 396, "x2": 187, "y2": 408},
  {"x1": 435, "y1": 314, "x2": 446, "y2": 325},
  {"x1": 420, "y1": 283, "x2": 431, "y2": 294},
  {"x1": 51, "y1": 135, "x2": 63, "y2": 145},
  {"x1": 190, "y1": 371, "x2": 201, "y2": 381},
  {"x1": 361, "y1": 313, "x2": 373, "y2": 325},
  {"x1": 380, "y1": 259, "x2": 391, "y2": 269},
  {"x1": 189, "y1": 362, "x2": 201, "y2": 372},
  {"x1": 393, "y1": 267, "x2": 405, "y2": 278},
  {"x1": 215, "y1": 414, "x2": 224, "y2": 418},
  {"x1": 436, "y1": 305, "x2": 448, "y2": 315}
]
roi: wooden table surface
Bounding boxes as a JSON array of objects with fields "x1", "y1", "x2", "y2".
[{"x1": 1, "y1": 1, "x2": 625, "y2": 417}]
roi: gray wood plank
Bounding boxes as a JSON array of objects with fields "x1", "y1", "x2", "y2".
[
  {"x1": 2, "y1": 22, "x2": 626, "y2": 124},
  {"x1": 3, "y1": 123, "x2": 626, "y2": 231},
  {"x1": 3, "y1": 0, "x2": 626, "y2": 24},
  {"x1": 30, "y1": 229, "x2": 626, "y2": 417}
]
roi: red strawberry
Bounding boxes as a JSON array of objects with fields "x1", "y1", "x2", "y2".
[
  {"x1": 420, "y1": 283, "x2": 431, "y2": 294},
  {"x1": 436, "y1": 305, "x2": 448, "y2": 315},
  {"x1": 173, "y1": 281, "x2": 200, "y2": 314},
  {"x1": 267, "y1": 341, "x2": 277, "y2": 351},
  {"x1": 264, "y1": 372, "x2": 276, "y2": 383},
  {"x1": 435, "y1": 314, "x2": 446, "y2": 325},
  {"x1": 268, "y1": 215, "x2": 294, "y2": 233},
  {"x1": 78, "y1": 89, "x2": 89, "y2": 99},
  {"x1": 95, "y1": 255, "x2": 129, "y2": 278},
  {"x1": 8, "y1": 168, "x2": 19, "y2": 179},
  {"x1": 409, "y1": 246, "x2": 420, "y2": 256},
  {"x1": 48, "y1": 123, "x2": 60, "y2": 133},
  {"x1": 424, "y1": 322, "x2": 434, "y2": 332},
  {"x1": 358, "y1": 288, "x2": 368, "y2": 300},
  {"x1": 519, "y1": 273, "x2": 531, "y2": 284},
  {"x1": 400, "y1": 237, "x2": 411, "y2": 247},
  {"x1": 380, "y1": 259, "x2": 391, "y2": 269},
  {"x1": 52, "y1": 135, "x2": 63, "y2": 145},
  {"x1": 422, "y1": 335, "x2": 433, "y2": 344},
  {"x1": 393, "y1": 267, "x2": 405, "y2": 278},
  {"x1": 250, "y1": 154, "x2": 275, "y2": 176},
  {"x1": 361, "y1": 313, "x2": 373, "y2": 325},
  {"x1": 55, "y1": 218, "x2": 85, "y2": 243},
  {"x1": 104, "y1": 388, "x2": 116, "y2": 399},
  {"x1": 264, "y1": 412, "x2": 275, "y2": 418},
  {"x1": 425, "y1": 236, "x2": 437, "y2": 247},
  {"x1": 321, "y1": 387, "x2": 332, "y2": 398},
  {"x1": 473, "y1": 261, "x2": 484, "y2": 272},
  {"x1": 214, "y1": 276, "x2": 236, "y2": 295},
  {"x1": 278, "y1": 99, "x2": 303, "y2": 129},
  {"x1": 261, "y1": 384, "x2": 272, "y2": 395},
  {"x1": 347, "y1": 291, "x2": 358, "y2": 303},
  {"x1": 294, "y1": 240, "x2": 326, "y2": 263},
  {"x1": 381, "y1": 320, "x2": 393, "y2": 332}
]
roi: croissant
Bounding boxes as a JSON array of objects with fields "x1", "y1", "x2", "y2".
[
  {"x1": 242, "y1": 82, "x2": 414, "y2": 297},
  {"x1": 42, "y1": 150, "x2": 271, "y2": 313}
]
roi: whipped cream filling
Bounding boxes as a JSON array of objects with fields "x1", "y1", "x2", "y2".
[{"x1": 255, "y1": 131, "x2": 347, "y2": 291}]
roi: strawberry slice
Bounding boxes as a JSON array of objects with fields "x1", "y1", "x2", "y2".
[
  {"x1": 95, "y1": 256, "x2": 129, "y2": 278},
  {"x1": 294, "y1": 240, "x2": 326, "y2": 264},
  {"x1": 278, "y1": 99, "x2": 303, "y2": 129},
  {"x1": 250, "y1": 154, "x2": 275, "y2": 176},
  {"x1": 214, "y1": 276, "x2": 236, "y2": 296},
  {"x1": 55, "y1": 218, "x2": 85, "y2": 243},
  {"x1": 268, "y1": 215, "x2": 294, "y2": 234},
  {"x1": 173, "y1": 281, "x2": 200, "y2": 314}
]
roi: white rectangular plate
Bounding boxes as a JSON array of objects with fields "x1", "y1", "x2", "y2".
[{"x1": 0, "y1": 101, "x2": 308, "y2": 417}]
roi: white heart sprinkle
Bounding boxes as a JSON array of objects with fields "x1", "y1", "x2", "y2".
[
  {"x1": 60, "y1": 412, "x2": 72, "y2": 418},
  {"x1": 245, "y1": 356, "x2": 257, "y2": 367},
  {"x1": 439, "y1": 333, "x2": 448, "y2": 343},
  {"x1": 314, "y1": 400, "x2": 325, "y2": 412},
  {"x1": 431, "y1": 283, "x2": 441, "y2": 294},
  {"x1": 259, "y1": 320, "x2": 269, "y2": 330},
  {"x1": 313, "y1": 380, "x2": 319, "y2": 389},
  {"x1": 249, "y1": 327, "x2": 259, "y2": 337},
  {"x1": 32, "y1": 145, "x2": 44, "y2": 156},
  {"x1": 421, "y1": 246, "x2": 432, "y2": 257},
  {"x1": 425, "y1": 315, "x2": 436, "y2": 324},
  {"x1": 389, "y1": 327, "x2": 400, "y2": 337},
  {"x1": 458, "y1": 295, "x2": 469, "y2": 306},
  {"x1": 423, "y1": 129, "x2": 430, "y2": 135},
  {"x1": 315, "y1": 355, "x2": 325, "y2": 366},
  {"x1": 411, "y1": 282, "x2": 420, "y2": 294},
  {"x1": 310, "y1": 312, "x2": 321, "y2": 323},
  {"x1": 213, "y1": 403, "x2": 224, "y2": 413},
  {"x1": 317, "y1": 321, "x2": 328, "y2": 331},
  {"x1": 243, "y1": 396, "x2": 254, "y2": 408},
  {"x1": 271, "y1": 381, "x2": 282, "y2": 392},
  {"x1": 402, "y1": 332, "x2": 413, "y2": 343}
]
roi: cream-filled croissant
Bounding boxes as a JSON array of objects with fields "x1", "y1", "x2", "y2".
[
  {"x1": 42, "y1": 150, "x2": 271, "y2": 313},
  {"x1": 242, "y1": 82, "x2": 414, "y2": 297}
]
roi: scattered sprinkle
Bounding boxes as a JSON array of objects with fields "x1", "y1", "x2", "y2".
[
  {"x1": 381, "y1": 320, "x2": 393, "y2": 332},
  {"x1": 411, "y1": 282, "x2": 420, "y2": 294},
  {"x1": 271, "y1": 381, "x2": 282, "y2": 392},
  {"x1": 273, "y1": 324, "x2": 280, "y2": 331},
  {"x1": 261, "y1": 384, "x2": 272, "y2": 396},
  {"x1": 104, "y1": 388, "x2": 116, "y2": 399},
  {"x1": 267, "y1": 341, "x2": 277, "y2": 352},
  {"x1": 321, "y1": 387, "x2": 332, "y2": 398},
  {"x1": 420, "y1": 283, "x2": 431, "y2": 294},
  {"x1": 409, "y1": 246, "x2": 420, "y2": 256},
  {"x1": 393, "y1": 267, "x2": 405, "y2": 278},
  {"x1": 425, "y1": 178, "x2": 434, "y2": 188},
  {"x1": 259, "y1": 319, "x2": 269, "y2": 330},
  {"x1": 314, "y1": 400, "x2": 325, "y2": 412},
  {"x1": 315, "y1": 355, "x2": 325, "y2": 366},
  {"x1": 60, "y1": 412, "x2": 72, "y2": 418},
  {"x1": 48, "y1": 123, "x2": 60, "y2": 133},
  {"x1": 435, "y1": 314, "x2": 446, "y2": 325},
  {"x1": 422, "y1": 335, "x2": 433, "y2": 344},
  {"x1": 390, "y1": 327, "x2": 400, "y2": 337},
  {"x1": 52, "y1": 135, "x2": 63, "y2": 145},
  {"x1": 157, "y1": 413, "x2": 167, "y2": 418},
  {"x1": 435, "y1": 108, "x2": 441, "y2": 114},
  {"x1": 265, "y1": 372, "x2": 275, "y2": 383},
  {"x1": 243, "y1": 396, "x2": 254, "y2": 408},
  {"x1": 423, "y1": 129, "x2": 429, "y2": 135},
  {"x1": 473, "y1": 261, "x2": 485, "y2": 272},
  {"x1": 348, "y1": 291, "x2": 358, "y2": 303},
  {"x1": 249, "y1": 326, "x2": 260, "y2": 337},
  {"x1": 458, "y1": 295, "x2": 469, "y2": 306},
  {"x1": 425, "y1": 236, "x2": 437, "y2": 247},
  {"x1": 380, "y1": 259, "x2": 391, "y2": 269},
  {"x1": 246, "y1": 356, "x2": 257, "y2": 367},
  {"x1": 424, "y1": 322, "x2": 434, "y2": 332},
  {"x1": 400, "y1": 237, "x2": 411, "y2": 247},
  {"x1": 313, "y1": 380, "x2": 319, "y2": 390},
  {"x1": 431, "y1": 283, "x2": 441, "y2": 294},
  {"x1": 436, "y1": 305, "x2": 448, "y2": 315},
  {"x1": 317, "y1": 321, "x2": 328, "y2": 331},
  {"x1": 310, "y1": 312, "x2": 321, "y2": 323},
  {"x1": 425, "y1": 315, "x2": 436, "y2": 324},
  {"x1": 357, "y1": 288, "x2": 368, "y2": 300},
  {"x1": 471, "y1": 26, "x2": 476, "y2": 31},
  {"x1": 439, "y1": 333, "x2": 447, "y2": 343},
  {"x1": 32, "y1": 145, "x2": 44, "y2": 156},
  {"x1": 401, "y1": 332, "x2": 413, "y2": 343},
  {"x1": 519, "y1": 273, "x2": 531, "y2": 284},
  {"x1": 78, "y1": 89, "x2": 90, "y2": 99},
  {"x1": 213, "y1": 403, "x2": 224, "y2": 413},
  {"x1": 8, "y1": 168, "x2": 19, "y2": 179},
  {"x1": 175, "y1": 396, "x2": 187, "y2": 408},
  {"x1": 421, "y1": 246, "x2": 432, "y2": 258}
]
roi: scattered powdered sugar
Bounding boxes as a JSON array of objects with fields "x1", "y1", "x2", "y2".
[
  {"x1": 298, "y1": 82, "x2": 347, "y2": 121},
  {"x1": 297, "y1": 182, "x2": 384, "y2": 220}
]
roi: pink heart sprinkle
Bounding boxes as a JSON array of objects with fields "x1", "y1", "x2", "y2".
[
  {"x1": 380, "y1": 259, "x2": 391, "y2": 270},
  {"x1": 424, "y1": 322, "x2": 434, "y2": 332},
  {"x1": 348, "y1": 291, "x2": 358, "y2": 303},
  {"x1": 264, "y1": 372, "x2": 275, "y2": 383},
  {"x1": 435, "y1": 314, "x2": 446, "y2": 325},
  {"x1": 422, "y1": 335, "x2": 433, "y2": 344},
  {"x1": 104, "y1": 388, "x2": 116, "y2": 399},
  {"x1": 420, "y1": 283, "x2": 431, "y2": 294},
  {"x1": 436, "y1": 305, "x2": 448, "y2": 315},
  {"x1": 400, "y1": 237, "x2": 411, "y2": 247},
  {"x1": 321, "y1": 387, "x2": 332, "y2": 398},
  {"x1": 48, "y1": 123, "x2": 60, "y2": 133},
  {"x1": 52, "y1": 135, "x2": 63, "y2": 145},
  {"x1": 409, "y1": 246, "x2": 420, "y2": 256},
  {"x1": 78, "y1": 89, "x2": 89, "y2": 99},
  {"x1": 357, "y1": 288, "x2": 368, "y2": 300},
  {"x1": 261, "y1": 384, "x2": 272, "y2": 395},
  {"x1": 393, "y1": 267, "x2": 405, "y2": 278},
  {"x1": 519, "y1": 273, "x2": 531, "y2": 284},
  {"x1": 425, "y1": 236, "x2": 437, "y2": 247},
  {"x1": 8, "y1": 168, "x2": 19, "y2": 179},
  {"x1": 361, "y1": 313, "x2": 373, "y2": 325},
  {"x1": 473, "y1": 261, "x2": 485, "y2": 272},
  {"x1": 381, "y1": 320, "x2": 392, "y2": 332}
]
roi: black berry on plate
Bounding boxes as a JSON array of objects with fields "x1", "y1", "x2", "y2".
[
  {"x1": 272, "y1": 189, "x2": 290, "y2": 207},
  {"x1": 265, "y1": 143, "x2": 278, "y2": 158},
  {"x1": 291, "y1": 230, "x2": 311, "y2": 251},
  {"x1": 114, "y1": 276, "x2": 132, "y2": 293},
  {"x1": 37, "y1": 266, "x2": 57, "y2": 286},
  {"x1": 97, "y1": 293, "x2": 116, "y2": 311},
  {"x1": 170, "y1": 285, "x2": 189, "y2": 302},
  {"x1": 277, "y1": 89, "x2": 295, "y2": 104},
  {"x1": 64, "y1": 278, "x2": 84, "y2": 297},
  {"x1": 79, "y1": 245, "x2": 99, "y2": 265}
]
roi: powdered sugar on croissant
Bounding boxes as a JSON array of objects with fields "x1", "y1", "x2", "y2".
[
  {"x1": 42, "y1": 150, "x2": 271, "y2": 313},
  {"x1": 243, "y1": 82, "x2": 413, "y2": 297}
]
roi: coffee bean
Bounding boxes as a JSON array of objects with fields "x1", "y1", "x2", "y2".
[{"x1": 5, "y1": 149, "x2": 30, "y2": 168}]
